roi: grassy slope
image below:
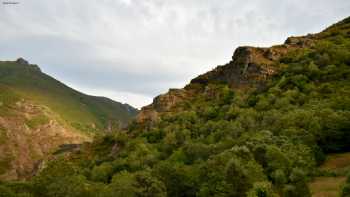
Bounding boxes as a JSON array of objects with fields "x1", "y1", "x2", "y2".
[
  {"x1": 0, "y1": 87, "x2": 90, "y2": 180},
  {"x1": 0, "y1": 60, "x2": 138, "y2": 180},
  {"x1": 0, "y1": 61, "x2": 138, "y2": 132}
]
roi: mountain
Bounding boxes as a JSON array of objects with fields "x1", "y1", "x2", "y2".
[
  {"x1": 0, "y1": 59, "x2": 138, "y2": 130},
  {"x1": 0, "y1": 17, "x2": 349, "y2": 196},
  {"x1": 137, "y1": 18, "x2": 348, "y2": 125},
  {"x1": 0, "y1": 60, "x2": 138, "y2": 180}
]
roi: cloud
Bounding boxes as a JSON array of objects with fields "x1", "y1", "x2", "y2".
[{"x1": 0, "y1": 0, "x2": 349, "y2": 108}]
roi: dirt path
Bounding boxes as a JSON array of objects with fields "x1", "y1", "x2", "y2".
[
  {"x1": 309, "y1": 176, "x2": 346, "y2": 197},
  {"x1": 309, "y1": 153, "x2": 350, "y2": 197},
  {"x1": 321, "y1": 153, "x2": 350, "y2": 171}
]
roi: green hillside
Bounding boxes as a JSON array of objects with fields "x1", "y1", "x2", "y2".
[
  {"x1": 0, "y1": 17, "x2": 349, "y2": 197},
  {"x1": 0, "y1": 60, "x2": 138, "y2": 132}
]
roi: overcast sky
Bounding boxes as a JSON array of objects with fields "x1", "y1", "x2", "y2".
[{"x1": 0, "y1": 0, "x2": 349, "y2": 108}]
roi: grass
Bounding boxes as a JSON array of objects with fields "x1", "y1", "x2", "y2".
[
  {"x1": 0, "y1": 126, "x2": 7, "y2": 144},
  {"x1": 0, "y1": 85, "x2": 20, "y2": 117},
  {"x1": 0, "y1": 155, "x2": 12, "y2": 175},
  {"x1": 25, "y1": 114, "x2": 49, "y2": 129},
  {"x1": 0, "y1": 61, "x2": 138, "y2": 133}
]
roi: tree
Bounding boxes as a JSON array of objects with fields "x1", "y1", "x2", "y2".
[
  {"x1": 247, "y1": 182, "x2": 276, "y2": 197},
  {"x1": 341, "y1": 172, "x2": 350, "y2": 197},
  {"x1": 104, "y1": 171, "x2": 139, "y2": 197},
  {"x1": 287, "y1": 168, "x2": 310, "y2": 197},
  {"x1": 45, "y1": 175, "x2": 91, "y2": 197},
  {"x1": 134, "y1": 171, "x2": 167, "y2": 197},
  {"x1": 0, "y1": 185, "x2": 15, "y2": 197},
  {"x1": 225, "y1": 159, "x2": 251, "y2": 196},
  {"x1": 265, "y1": 146, "x2": 290, "y2": 175},
  {"x1": 90, "y1": 162, "x2": 113, "y2": 183},
  {"x1": 271, "y1": 169, "x2": 287, "y2": 187}
]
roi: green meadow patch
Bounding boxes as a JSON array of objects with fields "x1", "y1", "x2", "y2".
[{"x1": 25, "y1": 114, "x2": 49, "y2": 129}]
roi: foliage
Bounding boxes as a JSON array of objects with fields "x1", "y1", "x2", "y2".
[
  {"x1": 341, "y1": 172, "x2": 350, "y2": 197},
  {"x1": 1, "y1": 16, "x2": 350, "y2": 197}
]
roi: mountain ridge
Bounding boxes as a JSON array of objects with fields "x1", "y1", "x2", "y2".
[
  {"x1": 0, "y1": 59, "x2": 138, "y2": 180},
  {"x1": 136, "y1": 16, "x2": 349, "y2": 125},
  {"x1": 0, "y1": 58, "x2": 138, "y2": 129}
]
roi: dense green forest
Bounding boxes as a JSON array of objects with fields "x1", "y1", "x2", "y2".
[{"x1": 0, "y1": 17, "x2": 349, "y2": 197}]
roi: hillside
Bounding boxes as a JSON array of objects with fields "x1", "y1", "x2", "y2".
[
  {"x1": 0, "y1": 59, "x2": 138, "y2": 131},
  {"x1": 0, "y1": 60, "x2": 138, "y2": 180},
  {"x1": 0, "y1": 17, "x2": 349, "y2": 196}
]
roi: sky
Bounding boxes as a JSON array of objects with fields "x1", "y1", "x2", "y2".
[{"x1": 0, "y1": 0, "x2": 349, "y2": 108}]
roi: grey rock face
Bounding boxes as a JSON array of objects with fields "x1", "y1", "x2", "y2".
[{"x1": 16, "y1": 58, "x2": 29, "y2": 65}]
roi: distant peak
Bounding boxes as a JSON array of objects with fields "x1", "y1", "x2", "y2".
[
  {"x1": 16, "y1": 57, "x2": 29, "y2": 65},
  {"x1": 14, "y1": 57, "x2": 41, "y2": 72}
]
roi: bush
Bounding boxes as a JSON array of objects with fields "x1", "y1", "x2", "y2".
[
  {"x1": 90, "y1": 163, "x2": 113, "y2": 183},
  {"x1": 247, "y1": 182, "x2": 276, "y2": 197}
]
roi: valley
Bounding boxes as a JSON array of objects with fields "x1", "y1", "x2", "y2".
[{"x1": 0, "y1": 16, "x2": 349, "y2": 197}]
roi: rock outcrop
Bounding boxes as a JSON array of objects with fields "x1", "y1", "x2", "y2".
[
  {"x1": 137, "y1": 89, "x2": 188, "y2": 123},
  {"x1": 190, "y1": 46, "x2": 277, "y2": 88},
  {"x1": 15, "y1": 57, "x2": 42, "y2": 72},
  {"x1": 16, "y1": 58, "x2": 29, "y2": 65},
  {"x1": 136, "y1": 32, "x2": 318, "y2": 124},
  {"x1": 0, "y1": 99, "x2": 89, "y2": 181}
]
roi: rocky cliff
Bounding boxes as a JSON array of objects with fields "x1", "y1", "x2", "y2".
[
  {"x1": 0, "y1": 97, "x2": 88, "y2": 180},
  {"x1": 137, "y1": 29, "x2": 322, "y2": 123}
]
